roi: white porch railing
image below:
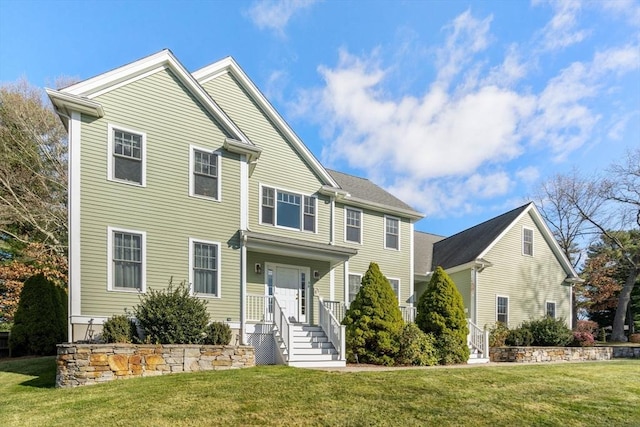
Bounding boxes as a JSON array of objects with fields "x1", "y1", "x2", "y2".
[
  {"x1": 467, "y1": 319, "x2": 489, "y2": 358},
  {"x1": 273, "y1": 296, "x2": 294, "y2": 361},
  {"x1": 400, "y1": 306, "x2": 416, "y2": 323},
  {"x1": 323, "y1": 300, "x2": 345, "y2": 321},
  {"x1": 317, "y1": 294, "x2": 346, "y2": 361},
  {"x1": 246, "y1": 294, "x2": 274, "y2": 323}
]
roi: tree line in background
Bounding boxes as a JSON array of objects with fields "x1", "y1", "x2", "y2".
[{"x1": 532, "y1": 148, "x2": 640, "y2": 342}]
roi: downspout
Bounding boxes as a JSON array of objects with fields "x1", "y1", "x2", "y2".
[
  {"x1": 240, "y1": 232, "x2": 247, "y2": 345},
  {"x1": 329, "y1": 196, "x2": 335, "y2": 245}
]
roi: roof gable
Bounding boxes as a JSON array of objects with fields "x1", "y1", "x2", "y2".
[
  {"x1": 414, "y1": 231, "x2": 446, "y2": 276},
  {"x1": 193, "y1": 57, "x2": 338, "y2": 188},
  {"x1": 47, "y1": 49, "x2": 252, "y2": 147}
]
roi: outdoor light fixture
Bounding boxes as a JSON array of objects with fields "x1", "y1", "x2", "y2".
[{"x1": 255, "y1": 263, "x2": 262, "y2": 274}]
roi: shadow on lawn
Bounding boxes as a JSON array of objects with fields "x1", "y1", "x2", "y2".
[{"x1": 0, "y1": 356, "x2": 57, "y2": 388}]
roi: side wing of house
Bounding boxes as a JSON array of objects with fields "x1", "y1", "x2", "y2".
[
  {"x1": 475, "y1": 208, "x2": 574, "y2": 329},
  {"x1": 48, "y1": 51, "x2": 249, "y2": 341}
]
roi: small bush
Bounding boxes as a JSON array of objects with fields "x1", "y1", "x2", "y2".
[
  {"x1": 575, "y1": 320, "x2": 598, "y2": 335},
  {"x1": 203, "y1": 322, "x2": 232, "y2": 345},
  {"x1": 9, "y1": 274, "x2": 67, "y2": 356},
  {"x1": 102, "y1": 315, "x2": 138, "y2": 343},
  {"x1": 520, "y1": 316, "x2": 572, "y2": 346},
  {"x1": 395, "y1": 323, "x2": 438, "y2": 366},
  {"x1": 505, "y1": 328, "x2": 533, "y2": 346},
  {"x1": 489, "y1": 322, "x2": 510, "y2": 347},
  {"x1": 629, "y1": 333, "x2": 640, "y2": 344},
  {"x1": 572, "y1": 331, "x2": 595, "y2": 347},
  {"x1": 436, "y1": 331, "x2": 470, "y2": 365},
  {"x1": 134, "y1": 279, "x2": 210, "y2": 344}
]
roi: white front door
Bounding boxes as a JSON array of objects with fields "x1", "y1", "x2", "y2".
[{"x1": 270, "y1": 265, "x2": 307, "y2": 323}]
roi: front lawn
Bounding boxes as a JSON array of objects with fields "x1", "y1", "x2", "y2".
[{"x1": 1, "y1": 357, "x2": 639, "y2": 426}]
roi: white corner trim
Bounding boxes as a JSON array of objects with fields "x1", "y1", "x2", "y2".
[
  {"x1": 188, "y1": 237, "x2": 222, "y2": 298},
  {"x1": 409, "y1": 222, "x2": 415, "y2": 305},
  {"x1": 69, "y1": 112, "x2": 82, "y2": 319},
  {"x1": 329, "y1": 268, "x2": 335, "y2": 300},
  {"x1": 240, "y1": 155, "x2": 248, "y2": 230}
]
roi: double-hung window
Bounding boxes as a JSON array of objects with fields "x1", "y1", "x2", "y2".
[
  {"x1": 497, "y1": 296, "x2": 509, "y2": 324},
  {"x1": 190, "y1": 239, "x2": 220, "y2": 297},
  {"x1": 385, "y1": 216, "x2": 400, "y2": 250},
  {"x1": 190, "y1": 146, "x2": 220, "y2": 200},
  {"x1": 109, "y1": 124, "x2": 145, "y2": 186},
  {"x1": 260, "y1": 186, "x2": 316, "y2": 232},
  {"x1": 546, "y1": 301, "x2": 556, "y2": 319},
  {"x1": 109, "y1": 227, "x2": 145, "y2": 292},
  {"x1": 523, "y1": 227, "x2": 534, "y2": 256},
  {"x1": 345, "y1": 208, "x2": 362, "y2": 243},
  {"x1": 348, "y1": 274, "x2": 362, "y2": 304}
]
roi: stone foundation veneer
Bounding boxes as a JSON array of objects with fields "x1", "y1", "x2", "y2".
[
  {"x1": 56, "y1": 343, "x2": 255, "y2": 388},
  {"x1": 490, "y1": 346, "x2": 640, "y2": 363}
]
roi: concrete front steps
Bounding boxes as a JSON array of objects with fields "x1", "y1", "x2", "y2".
[{"x1": 284, "y1": 325, "x2": 346, "y2": 368}]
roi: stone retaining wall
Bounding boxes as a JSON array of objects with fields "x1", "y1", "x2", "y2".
[
  {"x1": 56, "y1": 343, "x2": 255, "y2": 388},
  {"x1": 490, "y1": 346, "x2": 640, "y2": 363}
]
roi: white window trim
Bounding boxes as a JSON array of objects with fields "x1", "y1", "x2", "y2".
[
  {"x1": 384, "y1": 215, "x2": 401, "y2": 251},
  {"x1": 189, "y1": 145, "x2": 222, "y2": 202},
  {"x1": 107, "y1": 123, "x2": 147, "y2": 187},
  {"x1": 344, "y1": 207, "x2": 363, "y2": 245},
  {"x1": 522, "y1": 226, "x2": 534, "y2": 256},
  {"x1": 496, "y1": 295, "x2": 509, "y2": 324},
  {"x1": 347, "y1": 272, "x2": 363, "y2": 305},
  {"x1": 546, "y1": 300, "x2": 557, "y2": 318},
  {"x1": 388, "y1": 277, "x2": 401, "y2": 302},
  {"x1": 189, "y1": 238, "x2": 222, "y2": 298},
  {"x1": 107, "y1": 226, "x2": 146, "y2": 293},
  {"x1": 258, "y1": 183, "x2": 318, "y2": 234}
]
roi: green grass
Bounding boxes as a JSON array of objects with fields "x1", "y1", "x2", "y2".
[{"x1": 1, "y1": 358, "x2": 639, "y2": 426}]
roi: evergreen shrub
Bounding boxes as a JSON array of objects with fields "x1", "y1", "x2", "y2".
[
  {"x1": 343, "y1": 262, "x2": 404, "y2": 366},
  {"x1": 102, "y1": 314, "x2": 138, "y2": 343},
  {"x1": 9, "y1": 274, "x2": 67, "y2": 356},
  {"x1": 416, "y1": 266, "x2": 469, "y2": 364},
  {"x1": 505, "y1": 327, "x2": 533, "y2": 346},
  {"x1": 395, "y1": 323, "x2": 438, "y2": 366},
  {"x1": 520, "y1": 316, "x2": 572, "y2": 346},
  {"x1": 134, "y1": 280, "x2": 209, "y2": 344},
  {"x1": 203, "y1": 321, "x2": 232, "y2": 345}
]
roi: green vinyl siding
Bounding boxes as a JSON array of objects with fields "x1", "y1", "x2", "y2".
[
  {"x1": 334, "y1": 203, "x2": 413, "y2": 306},
  {"x1": 448, "y1": 269, "x2": 472, "y2": 319},
  {"x1": 79, "y1": 68, "x2": 242, "y2": 322},
  {"x1": 475, "y1": 212, "x2": 571, "y2": 329},
  {"x1": 201, "y1": 73, "x2": 331, "y2": 243}
]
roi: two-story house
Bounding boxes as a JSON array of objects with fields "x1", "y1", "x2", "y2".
[{"x1": 47, "y1": 50, "x2": 423, "y2": 367}]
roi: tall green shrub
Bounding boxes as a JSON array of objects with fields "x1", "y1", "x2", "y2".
[
  {"x1": 102, "y1": 314, "x2": 138, "y2": 343},
  {"x1": 416, "y1": 266, "x2": 469, "y2": 364},
  {"x1": 343, "y1": 262, "x2": 404, "y2": 365},
  {"x1": 9, "y1": 274, "x2": 67, "y2": 356},
  {"x1": 134, "y1": 280, "x2": 209, "y2": 344}
]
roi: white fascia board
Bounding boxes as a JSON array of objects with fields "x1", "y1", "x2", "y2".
[
  {"x1": 477, "y1": 203, "x2": 533, "y2": 260},
  {"x1": 193, "y1": 57, "x2": 340, "y2": 188},
  {"x1": 46, "y1": 89, "x2": 104, "y2": 118},
  {"x1": 59, "y1": 49, "x2": 251, "y2": 145}
]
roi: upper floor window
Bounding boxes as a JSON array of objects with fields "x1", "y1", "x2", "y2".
[
  {"x1": 389, "y1": 278, "x2": 400, "y2": 301},
  {"x1": 385, "y1": 216, "x2": 400, "y2": 250},
  {"x1": 108, "y1": 227, "x2": 145, "y2": 292},
  {"x1": 345, "y1": 208, "x2": 362, "y2": 243},
  {"x1": 261, "y1": 186, "x2": 316, "y2": 232},
  {"x1": 497, "y1": 296, "x2": 509, "y2": 324},
  {"x1": 190, "y1": 239, "x2": 220, "y2": 297},
  {"x1": 523, "y1": 227, "x2": 534, "y2": 256},
  {"x1": 190, "y1": 146, "x2": 220, "y2": 200},
  {"x1": 546, "y1": 301, "x2": 556, "y2": 318},
  {"x1": 108, "y1": 124, "x2": 146, "y2": 186},
  {"x1": 348, "y1": 273, "x2": 362, "y2": 304}
]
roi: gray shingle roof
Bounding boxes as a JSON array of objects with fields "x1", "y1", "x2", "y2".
[
  {"x1": 431, "y1": 203, "x2": 531, "y2": 270},
  {"x1": 327, "y1": 169, "x2": 420, "y2": 215},
  {"x1": 414, "y1": 231, "x2": 446, "y2": 275}
]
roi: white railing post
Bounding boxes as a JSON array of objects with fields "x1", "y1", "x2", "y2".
[
  {"x1": 316, "y1": 293, "x2": 345, "y2": 362},
  {"x1": 273, "y1": 296, "x2": 292, "y2": 362}
]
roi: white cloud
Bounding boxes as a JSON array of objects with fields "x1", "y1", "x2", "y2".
[
  {"x1": 534, "y1": 0, "x2": 590, "y2": 51},
  {"x1": 516, "y1": 166, "x2": 540, "y2": 184},
  {"x1": 246, "y1": 0, "x2": 319, "y2": 35}
]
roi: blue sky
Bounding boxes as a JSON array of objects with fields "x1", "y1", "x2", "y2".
[{"x1": 1, "y1": 0, "x2": 638, "y2": 236}]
